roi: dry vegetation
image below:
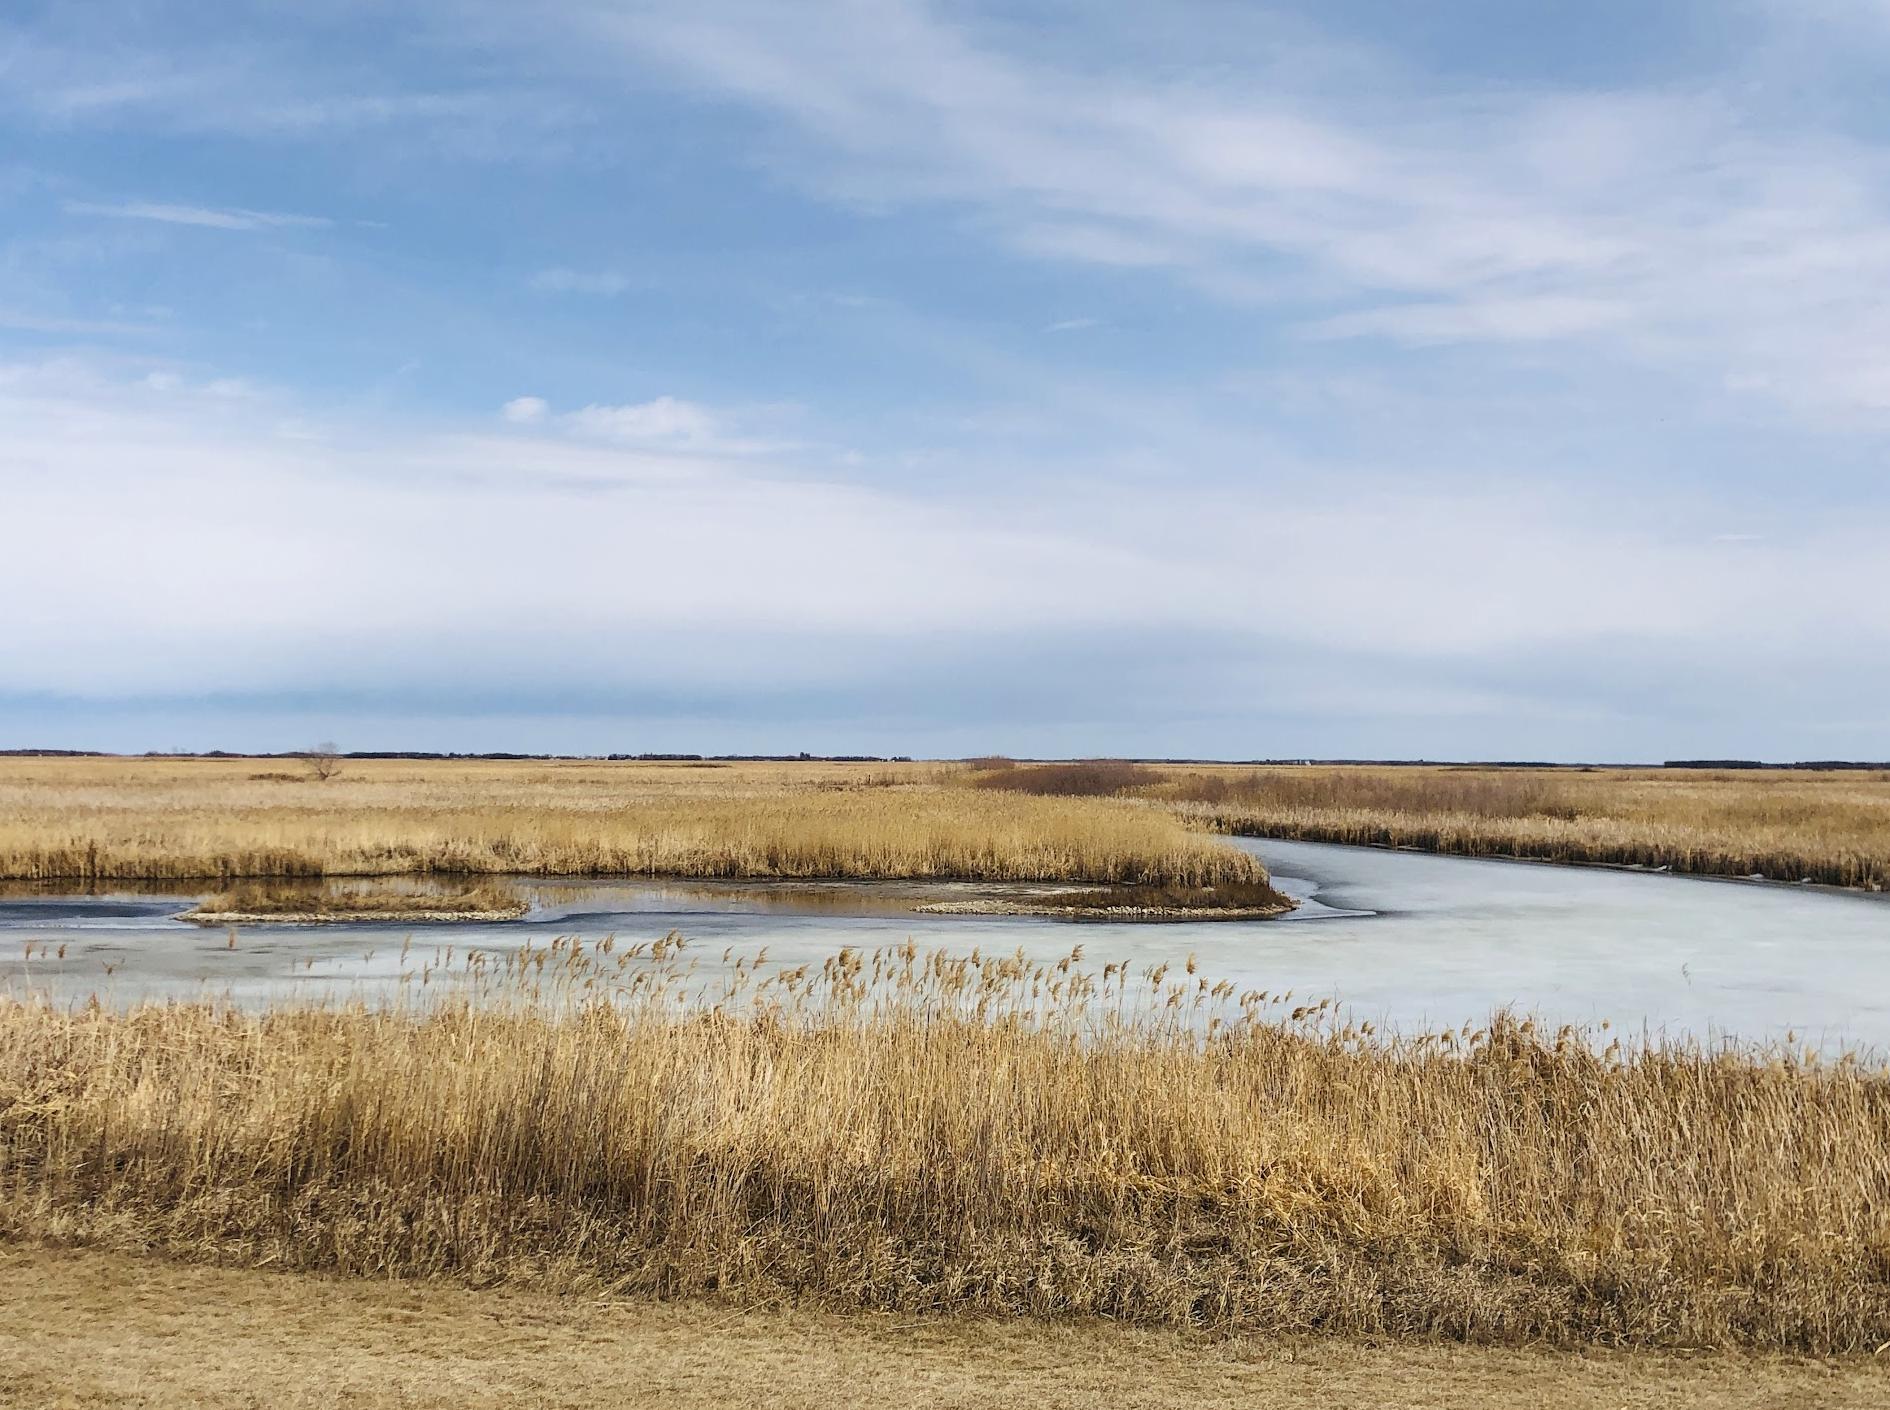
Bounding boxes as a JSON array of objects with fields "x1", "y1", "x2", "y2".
[
  {"x1": 10, "y1": 754, "x2": 1882, "y2": 897},
  {"x1": 1123, "y1": 764, "x2": 1889, "y2": 889},
  {"x1": 6, "y1": 1247, "x2": 1883, "y2": 1410},
  {"x1": 0, "y1": 757, "x2": 1269, "y2": 902},
  {"x1": 5, "y1": 943, "x2": 1889, "y2": 1354},
  {"x1": 182, "y1": 879, "x2": 528, "y2": 924}
]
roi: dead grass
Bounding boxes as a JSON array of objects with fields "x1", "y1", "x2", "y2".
[
  {"x1": 971, "y1": 759, "x2": 1165, "y2": 796},
  {"x1": 3, "y1": 944, "x2": 1888, "y2": 1354},
  {"x1": 1139, "y1": 765, "x2": 1890, "y2": 890},
  {"x1": 182, "y1": 879, "x2": 528, "y2": 924},
  {"x1": 0, "y1": 757, "x2": 1265, "y2": 894},
  {"x1": 3, "y1": 1244, "x2": 1882, "y2": 1410}
]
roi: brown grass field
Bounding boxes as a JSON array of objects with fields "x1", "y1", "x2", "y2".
[
  {"x1": 5, "y1": 755, "x2": 1884, "y2": 895},
  {"x1": 0, "y1": 757, "x2": 1269, "y2": 900},
  {"x1": 5, "y1": 943, "x2": 1889, "y2": 1356},
  {"x1": 5, "y1": 751, "x2": 1890, "y2": 1392},
  {"x1": 1140, "y1": 763, "x2": 1890, "y2": 890},
  {"x1": 4, "y1": 1244, "x2": 1882, "y2": 1409}
]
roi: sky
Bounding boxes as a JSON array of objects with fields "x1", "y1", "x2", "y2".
[{"x1": 3, "y1": 0, "x2": 1888, "y2": 761}]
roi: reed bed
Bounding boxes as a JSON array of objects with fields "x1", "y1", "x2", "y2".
[
  {"x1": 182, "y1": 879, "x2": 529, "y2": 923},
  {"x1": 3, "y1": 942, "x2": 1888, "y2": 1352},
  {"x1": 1144, "y1": 765, "x2": 1890, "y2": 890},
  {"x1": 0, "y1": 757, "x2": 1264, "y2": 892}
]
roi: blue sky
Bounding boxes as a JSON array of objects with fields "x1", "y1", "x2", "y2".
[{"x1": 4, "y1": 0, "x2": 1888, "y2": 760}]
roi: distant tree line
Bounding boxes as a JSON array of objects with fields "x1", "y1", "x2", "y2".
[{"x1": 1664, "y1": 759, "x2": 1890, "y2": 771}]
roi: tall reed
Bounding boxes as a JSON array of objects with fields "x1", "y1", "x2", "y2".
[{"x1": 3, "y1": 942, "x2": 1887, "y2": 1352}]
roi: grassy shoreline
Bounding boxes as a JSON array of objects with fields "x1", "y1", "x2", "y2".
[
  {"x1": 5, "y1": 944, "x2": 1888, "y2": 1354},
  {"x1": 1144, "y1": 764, "x2": 1890, "y2": 892}
]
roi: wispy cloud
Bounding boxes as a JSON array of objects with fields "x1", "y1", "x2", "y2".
[
  {"x1": 1, "y1": 20, "x2": 583, "y2": 162},
  {"x1": 64, "y1": 200, "x2": 330, "y2": 231},
  {"x1": 498, "y1": 394, "x2": 783, "y2": 455},
  {"x1": 0, "y1": 308, "x2": 157, "y2": 337},
  {"x1": 1305, "y1": 296, "x2": 1631, "y2": 345},
  {"x1": 564, "y1": 396, "x2": 720, "y2": 445},
  {"x1": 500, "y1": 395, "x2": 548, "y2": 424},
  {"x1": 528, "y1": 268, "x2": 632, "y2": 295},
  {"x1": 577, "y1": 1, "x2": 1890, "y2": 425}
]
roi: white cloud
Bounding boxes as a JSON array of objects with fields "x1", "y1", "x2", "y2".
[
  {"x1": 528, "y1": 268, "x2": 632, "y2": 295},
  {"x1": 563, "y1": 395, "x2": 718, "y2": 444},
  {"x1": 4, "y1": 355, "x2": 1886, "y2": 700},
  {"x1": 64, "y1": 199, "x2": 331, "y2": 231},
  {"x1": 497, "y1": 394, "x2": 786, "y2": 454}
]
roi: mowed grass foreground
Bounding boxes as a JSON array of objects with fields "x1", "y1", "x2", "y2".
[
  {"x1": 0, "y1": 756, "x2": 1264, "y2": 892},
  {"x1": 9, "y1": 1249, "x2": 1884, "y2": 1410},
  {"x1": 4, "y1": 944, "x2": 1888, "y2": 1353}
]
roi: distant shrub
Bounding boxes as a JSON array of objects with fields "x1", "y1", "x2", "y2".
[{"x1": 973, "y1": 760, "x2": 1162, "y2": 797}]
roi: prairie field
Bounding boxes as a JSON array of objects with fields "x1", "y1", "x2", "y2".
[
  {"x1": 7, "y1": 755, "x2": 1885, "y2": 896},
  {"x1": 1124, "y1": 763, "x2": 1889, "y2": 890},
  {"x1": 0, "y1": 756, "x2": 1267, "y2": 896},
  {"x1": 5, "y1": 943, "x2": 1889, "y2": 1355}
]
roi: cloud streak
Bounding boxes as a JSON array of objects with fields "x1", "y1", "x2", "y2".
[
  {"x1": 528, "y1": 267, "x2": 632, "y2": 295},
  {"x1": 64, "y1": 199, "x2": 331, "y2": 231}
]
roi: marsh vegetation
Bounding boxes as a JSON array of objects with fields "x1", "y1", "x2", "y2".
[
  {"x1": 182, "y1": 879, "x2": 528, "y2": 924},
  {"x1": 4, "y1": 942, "x2": 1888, "y2": 1353},
  {"x1": 9, "y1": 756, "x2": 1881, "y2": 901},
  {"x1": 0, "y1": 757, "x2": 1281, "y2": 914},
  {"x1": 964, "y1": 760, "x2": 1890, "y2": 891},
  {"x1": 1155, "y1": 764, "x2": 1890, "y2": 890}
]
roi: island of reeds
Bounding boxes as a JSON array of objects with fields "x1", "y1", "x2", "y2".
[{"x1": 181, "y1": 879, "x2": 529, "y2": 925}]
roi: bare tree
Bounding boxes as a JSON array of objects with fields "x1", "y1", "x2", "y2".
[{"x1": 300, "y1": 741, "x2": 343, "y2": 782}]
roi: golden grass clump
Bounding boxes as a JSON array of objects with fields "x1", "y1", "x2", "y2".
[
  {"x1": 1144, "y1": 764, "x2": 1890, "y2": 890},
  {"x1": 3, "y1": 944, "x2": 1888, "y2": 1352},
  {"x1": 0, "y1": 757, "x2": 1266, "y2": 895},
  {"x1": 182, "y1": 878, "x2": 528, "y2": 923},
  {"x1": 969, "y1": 759, "x2": 1164, "y2": 796}
]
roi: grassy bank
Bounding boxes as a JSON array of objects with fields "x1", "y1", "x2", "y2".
[
  {"x1": 0, "y1": 758, "x2": 1273, "y2": 904},
  {"x1": 4, "y1": 946, "x2": 1887, "y2": 1353},
  {"x1": 1120, "y1": 764, "x2": 1887, "y2": 890}
]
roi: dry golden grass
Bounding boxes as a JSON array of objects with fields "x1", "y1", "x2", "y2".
[
  {"x1": 5, "y1": 1244, "x2": 1883, "y2": 1410},
  {"x1": 1136, "y1": 764, "x2": 1890, "y2": 890},
  {"x1": 4, "y1": 943, "x2": 1888, "y2": 1354},
  {"x1": 182, "y1": 878, "x2": 528, "y2": 923},
  {"x1": 0, "y1": 757, "x2": 1266, "y2": 895}
]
